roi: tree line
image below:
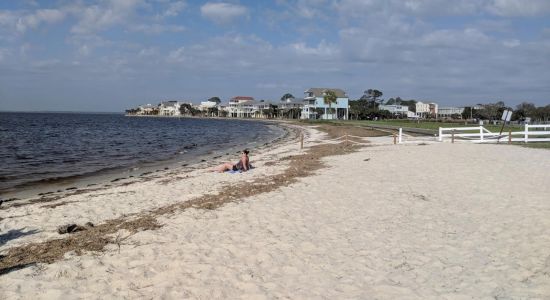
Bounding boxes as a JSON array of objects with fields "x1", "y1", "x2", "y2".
[{"x1": 464, "y1": 101, "x2": 550, "y2": 122}]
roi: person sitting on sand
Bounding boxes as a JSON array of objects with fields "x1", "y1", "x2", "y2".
[{"x1": 212, "y1": 149, "x2": 251, "y2": 173}]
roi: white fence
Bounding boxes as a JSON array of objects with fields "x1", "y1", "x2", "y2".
[{"x1": 437, "y1": 124, "x2": 550, "y2": 143}]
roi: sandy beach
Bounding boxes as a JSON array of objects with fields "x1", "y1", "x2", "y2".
[{"x1": 1, "y1": 124, "x2": 549, "y2": 299}]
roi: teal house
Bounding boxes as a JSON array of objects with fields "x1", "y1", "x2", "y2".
[{"x1": 301, "y1": 88, "x2": 349, "y2": 120}]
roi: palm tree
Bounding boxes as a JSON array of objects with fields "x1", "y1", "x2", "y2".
[{"x1": 323, "y1": 90, "x2": 337, "y2": 120}]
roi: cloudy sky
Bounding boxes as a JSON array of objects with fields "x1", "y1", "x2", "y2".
[{"x1": 0, "y1": 0, "x2": 549, "y2": 112}]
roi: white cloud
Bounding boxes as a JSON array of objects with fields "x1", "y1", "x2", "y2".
[
  {"x1": 487, "y1": 0, "x2": 550, "y2": 16},
  {"x1": 167, "y1": 46, "x2": 187, "y2": 63},
  {"x1": 162, "y1": 1, "x2": 186, "y2": 17},
  {"x1": 13, "y1": 9, "x2": 66, "y2": 33},
  {"x1": 399, "y1": 0, "x2": 481, "y2": 15},
  {"x1": 70, "y1": 0, "x2": 145, "y2": 34},
  {"x1": 131, "y1": 23, "x2": 185, "y2": 34},
  {"x1": 19, "y1": 43, "x2": 31, "y2": 57},
  {"x1": 0, "y1": 47, "x2": 10, "y2": 62},
  {"x1": 200, "y1": 2, "x2": 248, "y2": 24},
  {"x1": 289, "y1": 40, "x2": 338, "y2": 57},
  {"x1": 296, "y1": 0, "x2": 330, "y2": 19},
  {"x1": 503, "y1": 39, "x2": 520, "y2": 48},
  {"x1": 31, "y1": 59, "x2": 61, "y2": 69},
  {"x1": 78, "y1": 44, "x2": 91, "y2": 56},
  {"x1": 0, "y1": 11, "x2": 18, "y2": 26},
  {"x1": 420, "y1": 28, "x2": 491, "y2": 49},
  {"x1": 138, "y1": 47, "x2": 159, "y2": 57}
]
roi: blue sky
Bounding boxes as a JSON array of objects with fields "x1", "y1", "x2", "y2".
[{"x1": 0, "y1": 0, "x2": 549, "y2": 112}]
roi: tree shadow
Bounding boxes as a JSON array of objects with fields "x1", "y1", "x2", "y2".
[{"x1": 0, "y1": 228, "x2": 40, "y2": 247}]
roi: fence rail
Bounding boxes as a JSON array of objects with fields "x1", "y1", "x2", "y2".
[{"x1": 437, "y1": 124, "x2": 550, "y2": 143}]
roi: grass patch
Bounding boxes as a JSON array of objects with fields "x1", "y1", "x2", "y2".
[{"x1": 303, "y1": 119, "x2": 525, "y2": 133}]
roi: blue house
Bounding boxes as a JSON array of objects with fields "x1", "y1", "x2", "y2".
[{"x1": 301, "y1": 88, "x2": 349, "y2": 120}]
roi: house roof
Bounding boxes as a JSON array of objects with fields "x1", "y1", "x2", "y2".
[
  {"x1": 305, "y1": 88, "x2": 347, "y2": 98},
  {"x1": 281, "y1": 98, "x2": 305, "y2": 105},
  {"x1": 160, "y1": 101, "x2": 179, "y2": 107},
  {"x1": 232, "y1": 100, "x2": 275, "y2": 106}
]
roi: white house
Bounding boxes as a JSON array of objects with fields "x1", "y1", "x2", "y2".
[
  {"x1": 438, "y1": 107, "x2": 465, "y2": 118},
  {"x1": 379, "y1": 104, "x2": 410, "y2": 116},
  {"x1": 228, "y1": 96, "x2": 256, "y2": 118},
  {"x1": 137, "y1": 104, "x2": 156, "y2": 115},
  {"x1": 158, "y1": 101, "x2": 181, "y2": 116},
  {"x1": 416, "y1": 101, "x2": 438, "y2": 118},
  {"x1": 199, "y1": 100, "x2": 219, "y2": 111},
  {"x1": 301, "y1": 88, "x2": 349, "y2": 120}
]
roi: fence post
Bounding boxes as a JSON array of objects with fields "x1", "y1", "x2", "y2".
[
  {"x1": 480, "y1": 126, "x2": 484, "y2": 142},
  {"x1": 508, "y1": 130, "x2": 512, "y2": 144},
  {"x1": 438, "y1": 127, "x2": 443, "y2": 142},
  {"x1": 300, "y1": 133, "x2": 304, "y2": 149},
  {"x1": 524, "y1": 124, "x2": 528, "y2": 143},
  {"x1": 398, "y1": 128, "x2": 402, "y2": 144},
  {"x1": 451, "y1": 130, "x2": 455, "y2": 143},
  {"x1": 393, "y1": 133, "x2": 397, "y2": 145}
]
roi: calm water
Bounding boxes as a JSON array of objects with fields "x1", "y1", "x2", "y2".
[{"x1": 0, "y1": 112, "x2": 284, "y2": 195}]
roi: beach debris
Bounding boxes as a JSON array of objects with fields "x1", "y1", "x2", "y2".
[
  {"x1": 57, "y1": 222, "x2": 94, "y2": 234},
  {"x1": 65, "y1": 187, "x2": 77, "y2": 191},
  {"x1": 364, "y1": 158, "x2": 370, "y2": 161},
  {"x1": 413, "y1": 194, "x2": 429, "y2": 201}
]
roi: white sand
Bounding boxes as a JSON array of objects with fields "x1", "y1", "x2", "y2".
[{"x1": 2, "y1": 130, "x2": 550, "y2": 299}]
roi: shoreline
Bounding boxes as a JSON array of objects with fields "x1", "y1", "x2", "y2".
[
  {"x1": 0, "y1": 120, "x2": 290, "y2": 203},
  {"x1": 0, "y1": 123, "x2": 378, "y2": 264}
]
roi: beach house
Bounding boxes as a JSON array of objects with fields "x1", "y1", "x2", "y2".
[
  {"x1": 158, "y1": 101, "x2": 181, "y2": 116},
  {"x1": 378, "y1": 104, "x2": 411, "y2": 117},
  {"x1": 199, "y1": 99, "x2": 221, "y2": 117},
  {"x1": 136, "y1": 104, "x2": 157, "y2": 115},
  {"x1": 228, "y1": 96, "x2": 255, "y2": 118},
  {"x1": 415, "y1": 101, "x2": 438, "y2": 119},
  {"x1": 279, "y1": 98, "x2": 304, "y2": 119},
  {"x1": 438, "y1": 107, "x2": 465, "y2": 119},
  {"x1": 301, "y1": 88, "x2": 349, "y2": 120}
]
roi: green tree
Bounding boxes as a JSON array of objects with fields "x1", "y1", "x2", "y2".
[
  {"x1": 262, "y1": 104, "x2": 279, "y2": 118},
  {"x1": 323, "y1": 90, "x2": 338, "y2": 119},
  {"x1": 280, "y1": 93, "x2": 294, "y2": 101},
  {"x1": 208, "y1": 97, "x2": 221, "y2": 104},
  {"x1": 179, "y1": 103, "x2": 200, "y2": 116},
  {"x1": 515, "y1": 102, "x2": 536, "y2": 120},
  {"x1": 478, "y1": 101, "x2": 506, "y2": 120},
  {"x1": 361, "y1": 89, "x2": 384, "y2": 108},
  {"x1": 207, "y1": 106, "x2": 219, "y2": 117}
]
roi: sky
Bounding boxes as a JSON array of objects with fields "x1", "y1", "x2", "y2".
[{"x1": 0, "y1": 0, "x2": 549, "y2": 112}]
